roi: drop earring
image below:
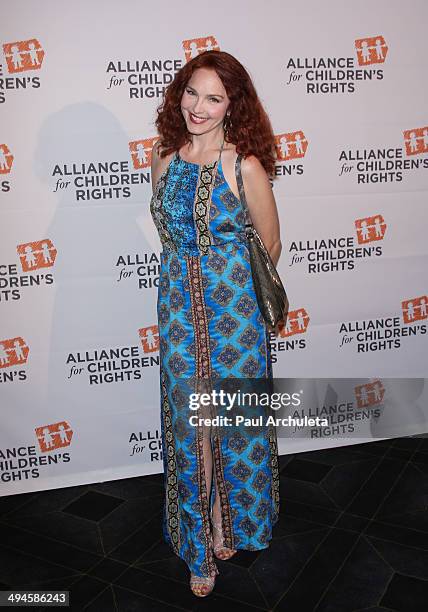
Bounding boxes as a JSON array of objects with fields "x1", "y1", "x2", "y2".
[{"x1": 223, "y1": 111, "x2": 232, "y2": 138}]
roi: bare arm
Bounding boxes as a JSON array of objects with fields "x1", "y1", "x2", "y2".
[
  {"x1": 241, "y1": 155, "x2": 282, "y2": 267},
  {"x1": 151, "y1": 140, "x2": 164, "y2": 193}
]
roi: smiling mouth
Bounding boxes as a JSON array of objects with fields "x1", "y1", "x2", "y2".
[{"x1": 189, "y1": 112, "x2": 209, "y2": 124}]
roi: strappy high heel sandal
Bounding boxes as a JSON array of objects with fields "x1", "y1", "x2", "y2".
[
  {"x1": 211, "y1": 513, "x2": 237, "y2": 560},
  {"x1": 190, "y1": 573, "x2": 216, "y2": 597}
]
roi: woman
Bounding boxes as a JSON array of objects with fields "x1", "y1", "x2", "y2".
[{"x1": 150, "y1": 50, "x2": 282, "y2": 597}]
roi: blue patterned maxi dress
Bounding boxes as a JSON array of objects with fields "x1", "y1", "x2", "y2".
[{"x1": 150, "y1": 149, "x2": 280, "y2": 579}]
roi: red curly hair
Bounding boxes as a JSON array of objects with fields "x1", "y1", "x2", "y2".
[{"x1": 155, "y1": 50, "x2": 277, "y2": 176}]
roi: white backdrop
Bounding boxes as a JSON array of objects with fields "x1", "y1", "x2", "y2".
[{"x1": 1, "y1": 0, "x2": 427, "y2": 496}]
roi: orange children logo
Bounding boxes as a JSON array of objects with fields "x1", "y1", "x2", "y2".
[
  {"x1": 139, "y1": 325, "x2": 159, "y2": 353},
  {"x1": 129, "y1": 137, "x2": 159, "y2": 170},
  {"x1": 355, "y1": 214, "x2": 387, "y2": 244},
  {"x1": 17, "y1": 239, "x2": 57, "y2": 273},
  {"x1": 401, "y1": 296, "x2": 428, "y2": 324},
  {"x1": 3, "y1": 39, "x2": 44, "y2": 73},
  {"x1": 182, "y1": 36, "x2": 220, "y2": 62},
  {"x1": 403, "y1": 127, "x2": 428, "y2": 156},
  {"x1": 0, "y1": 337, "x2": 29, "y2": 369},
  {"x1": 277, "y1": 308, "x2": 310, "y2": 338},
  {"x1": 355, "y1": 380, "x2": 385, "y2": 408},
  {"x1": 355, "y1": 36, "x2": 388, "y2": 66},
  {"x1": 275, "y1": 132, "x2": 308, "y2": 161},
  {"x1": 0, "y1": 144, "x2": 14, "y2": 173},
  {"x1": 35, "y1": 421, "x2": 73, "y2": 453}
]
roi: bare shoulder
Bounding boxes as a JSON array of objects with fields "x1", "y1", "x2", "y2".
[
  {"x1": 151, "y1": 140, "x2": 174, "y2": 191},
  {"x1": 240, "y1": 154, "x2": 267, "y2": 180},
  {"x1": 240, "y1": 154, "x2": 271, "y2": 193},
  {"x1": 220, "y1": 142, "x2": 238, "y2": 164},
  {"x1": 151, "y1": 140, "x2": 165, "y2": 170},
  {"x1": 219, "y1": 143, "x2": 239, "y2": 200},
  {"x1": 238, "y1": 154, "x2": 279, "y2": 235}
]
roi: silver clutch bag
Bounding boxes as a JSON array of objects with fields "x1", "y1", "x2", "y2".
[{"x1": 235, "y1": 155, "x2": 289, "y2": 329}]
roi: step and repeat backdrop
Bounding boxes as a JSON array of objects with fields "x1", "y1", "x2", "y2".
[{"x1": 1, "y1": 0, "x2": 427, "y2": 495}]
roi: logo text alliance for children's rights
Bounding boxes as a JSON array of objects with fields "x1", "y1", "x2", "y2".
[
  {"x1": 66, "y1": 327, "x2": 159, "y2": 385},
  {"x1": 285, "y1": 36, "x2": 388, "y2": 94},
  {"x1": 338, "y1": 127, "x2": 428, "y2": 184},
  {"x1": 105, "y1": 35, "x2": 220, "y2": 99},
  {"x1": 288, "y1": 214, "x2": 386, "y2": 274}
]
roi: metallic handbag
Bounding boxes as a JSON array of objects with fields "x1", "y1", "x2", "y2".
[{"x1": 235, "y1": 154, "x2": 289, "y2": 329}]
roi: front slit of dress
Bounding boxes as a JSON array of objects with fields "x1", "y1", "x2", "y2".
[
  {"x1": 186, "y1": 253, "x2": 218, "y2": 578},
  {"x1": 185, "y1": 157, "x2": 237, "y2": 576}
]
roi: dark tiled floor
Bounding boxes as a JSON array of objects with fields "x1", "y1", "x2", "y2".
[{"x1": 1, "y1": 435, "x2": 427, "y2": 611}]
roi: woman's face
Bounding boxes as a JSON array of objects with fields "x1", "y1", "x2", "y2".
[{"x1": 181, "y1": 67, "x2": 230, "y2": 135}]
